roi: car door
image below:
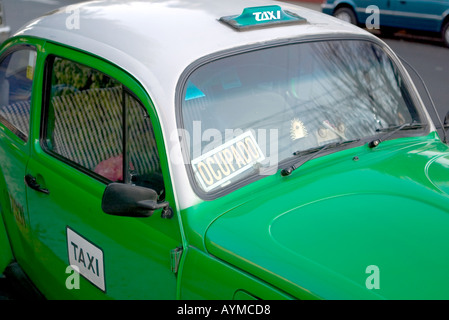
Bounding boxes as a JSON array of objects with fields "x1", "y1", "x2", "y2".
[
  {"x1": 352, "y1": 0, "x2": 396, "y2": 27},
  {"x1": 25, "y1": 43, "x2": 183, "y2": 299},
  {"x1": 391, "y1": 0, "x2": 446, "y2": 31},
  {"x1": 0, "y1": 42, "x2": 41, "y2": 273}
]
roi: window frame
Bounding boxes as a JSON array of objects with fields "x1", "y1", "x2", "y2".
[
  {"x1": 40, "y1": 54, "x2": 160, "y2": 186},
  {"x1": 0, "y1": 44, "x2": 37, "y2": 142}
]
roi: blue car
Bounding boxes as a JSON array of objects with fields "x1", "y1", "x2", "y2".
[{"x1": 322, "y1": 0, "x2": 449, "y2": 47}]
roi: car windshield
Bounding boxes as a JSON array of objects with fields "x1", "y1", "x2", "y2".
[{"x1": 180, "y1": 40, "x2": 423, "y2": 194}]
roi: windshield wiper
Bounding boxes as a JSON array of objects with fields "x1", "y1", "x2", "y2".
[
  {"x1": 281, "y1": 139, "x2": 360, "y2": 177},
  {"x1": 368, "y1": 122, "x2": 426, "y2": 148}
]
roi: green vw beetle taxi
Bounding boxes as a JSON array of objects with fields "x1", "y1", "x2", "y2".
[{"x1": 1, "y1": 0, "x2": 449, "y2": 300}]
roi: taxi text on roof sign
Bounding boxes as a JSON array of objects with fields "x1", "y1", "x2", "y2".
[{"x1": 219, "y1": 5, "x2": 307, "y2": 31}]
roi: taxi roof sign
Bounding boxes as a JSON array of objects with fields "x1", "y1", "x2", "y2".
[{"x1": 219, "y1": 5, "x2": 307, "y2": 31}]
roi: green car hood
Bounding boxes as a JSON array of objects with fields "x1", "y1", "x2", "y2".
[{"x1": 204, "y1": 139, "x2": 449, "y2": 300}]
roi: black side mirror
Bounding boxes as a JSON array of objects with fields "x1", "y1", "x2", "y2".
[{"x1": 102, "y1": 183, "x2": 172, "y2": 218}]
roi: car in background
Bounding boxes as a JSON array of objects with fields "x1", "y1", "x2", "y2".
[
  {"x1": 0, "y1": 1, "x2": 10, "y2": 44},
  {"x1": 322, "y1": 0, "x2": 449, "y2": 47}
]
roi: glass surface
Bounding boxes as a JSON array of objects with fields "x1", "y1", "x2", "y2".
[
  {"x1": 0, "y1": 49, "x2": 36, "y2": 140},
  {"x1": 181, "y1": 40, "x2": 422, "y2": 193},
  {"x1": 45, "y1": 57, "x2": 164, "y2": 198}
]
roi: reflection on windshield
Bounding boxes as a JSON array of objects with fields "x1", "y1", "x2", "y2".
[{"x1": 181, "y1": 40, "x2": 422, "y2": 193}]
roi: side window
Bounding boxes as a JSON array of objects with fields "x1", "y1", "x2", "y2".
[
  {"x1": 0, "y1": 48, "x2": 37, "y2": 141},
  {"x1": 43, "y1": 56, "x2": 164, "y2": 198},
  {"x1": 126, "y1": 94, "x2": 165, "y2": 198}
]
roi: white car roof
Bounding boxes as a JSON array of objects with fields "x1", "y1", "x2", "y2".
[{"x1": 14, "y1": 0, "x2": 379, "y2": 208}]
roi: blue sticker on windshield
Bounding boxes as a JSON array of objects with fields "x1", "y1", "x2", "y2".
[{"x1": 185, "y1": 81, "x2": 205, "y2": 101}]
